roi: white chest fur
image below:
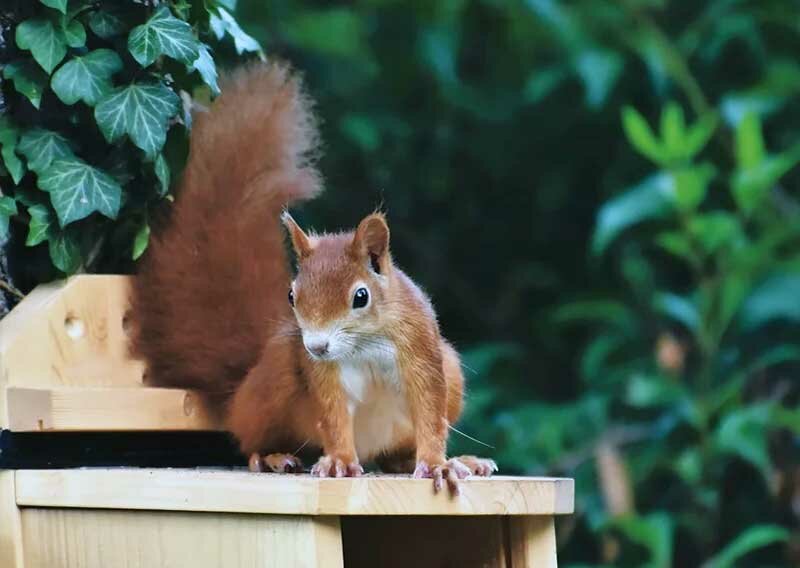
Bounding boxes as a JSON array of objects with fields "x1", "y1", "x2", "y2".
[{"x1": 336, "y1": 341, "x2": 413, "y2": 460}]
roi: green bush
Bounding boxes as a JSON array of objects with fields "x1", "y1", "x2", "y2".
[{"x1": 0, "y1": 0, "x2": 259, "y2": 288}]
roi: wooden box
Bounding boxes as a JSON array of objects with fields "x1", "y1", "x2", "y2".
[{"x1": 0, "y1": 276, "x2": 574, "y2": 567}]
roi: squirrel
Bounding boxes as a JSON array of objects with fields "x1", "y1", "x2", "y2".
[{"x1": 130, "y1": 62, "x2": 496, "y2": 493}]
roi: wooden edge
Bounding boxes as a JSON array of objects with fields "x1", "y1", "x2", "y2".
[
  {"x1": 0, "y1": 471, "x2": 24, "y2": 568},
  {"x1": 5, "y1": 387, "x2": 222, "y2": 432},
  {"x1": 15, "y1": 469, "x2": 575, "y2": 517}
]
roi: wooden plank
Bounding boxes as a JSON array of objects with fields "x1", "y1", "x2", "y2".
[
  {"x1": 0, "y1": 276, "x2": 143, "y2": 397},
  {"x1": 342, "y1": 516, "x2": 506, "y2": 567},
  {"x1": 5, "y1": 387, "x2": 221, "y2": 431},
  {"x1": 16, "y1": 469, "x2": 575, "y2": 517},
  {"x1": 507, "y1": 516, "x2": 558, "y2": 567},
  {"x1": 0, "y1": 471, "x2": 24, "y2": 568},
  {"x1": 20, "y1": 507, "x2": 342, "y2": 568}
]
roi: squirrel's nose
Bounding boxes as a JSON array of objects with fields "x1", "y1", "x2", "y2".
[{"x1": 306, "y1": 341, "x2": 329, "y2": 357}]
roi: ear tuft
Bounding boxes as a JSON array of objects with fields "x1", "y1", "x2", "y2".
[
  {"x1": 352, "y1": 213, "x2": 390, "y2": 273},
  {"x1": 282, "y1": 211, "x2": 314, "y2": 258}
]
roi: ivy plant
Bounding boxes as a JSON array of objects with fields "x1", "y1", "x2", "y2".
[{"x1": 0, "y1": 0, "x2": 260, "y2": 283}]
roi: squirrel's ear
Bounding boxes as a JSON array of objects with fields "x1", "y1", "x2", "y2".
[
  {"x1": 351, "y1": 213, "x2": 390, "y2": 274},
  {"x1": 282, "y1": 211, "x2": 314, "y2": 259}
]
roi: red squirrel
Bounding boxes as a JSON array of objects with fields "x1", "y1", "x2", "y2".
[{"x1": 130, "y1": 62, "x2": 496, "y2": 493}]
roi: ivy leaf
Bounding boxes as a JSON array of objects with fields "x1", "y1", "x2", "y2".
[
  {"x1": 37, "y1": 157, "x2": 122, "y2": 226},
  {"x1": 16, "y1": 19, "x2": 67, "y2": 74},
  {"x1": 154, "y1": 153, "x2": 170, "y2": 195},
  {"x1": 26, "y1": 204, "x2": 53, "y2": 246},
  {"x1": 60, "y1": 18, "x2": 87, "y2": 49},
  {"x1": 40, "y1": 0, "x2": 67, "y2": 13},
  {"x1": 127, "y1": 6, "x2": 200, "y2": 67},
  {"x1": 0, "y1": 196, "x2": 18, "y2": 240},
  {"x1": 3, "y1": 60, "x2": 48, "y2": 109},
  {"x1": 51, "y1": 49, "x2": 123, "y2": 106},
  {"x1": 0, "y1": 119, "x2": 26, "y2": 184},
  {"x1": 17, "y1": 129, "x2": 75, "y2": 174},
  {"x1": 95, "y1": 82, "x2": 180, "y2": 156},
  {"x1": 132, "y1": 221, "x2": 150, "y2": 260},
  {"x1": 209, "y1": 7, "x2": 261, "y2": 54},
  {"x1": 87, "y1": 9, "x2": 128, "y2": 39},
  {"x1": 49, "y1": 228, "x2": 82, "y2": 273},
  {"x1": 192, "y1": 43, "x2": 220, "y2": 95}
]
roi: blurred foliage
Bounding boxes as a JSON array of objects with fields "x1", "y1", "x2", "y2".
[
  {"x1": 4, "y1": 0, "x2": 800, "y2": 565},
  {"x1": 0, "y1": 0, "x2": 258, "y2": 286}
]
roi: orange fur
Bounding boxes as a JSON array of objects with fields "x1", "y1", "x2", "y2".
[{"x1": 131, "y1": 62, "x2": 484, "y2": 492}]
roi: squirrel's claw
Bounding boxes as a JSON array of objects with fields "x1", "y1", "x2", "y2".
[
  {"x1": 451, "y1": 455, "x2": 498, "y2": 477},
  {"x1": 311, "y1": 455, "x2": 363, "y2": 478},
  {"x1": 249, "y1": 452, "x2": 304, "y2": 473},
  {"x1": 413, "y1": 459, "x2": 471, "y2": 495}
]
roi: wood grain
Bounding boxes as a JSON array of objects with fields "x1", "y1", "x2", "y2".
[
  {"x1": 15, "y1": 468, "x2": 575, "y2": 516},
  {"x1": 20, "y1": 507, "x2": 343, "y2": 568},
  {"x1": 0, "y1": 275, "x2": 144, "y2": 392},
  {"x1": 6, "y1": 386, "x2": 221, "y2": 431},
  {"x1": 507, "y1": 515, "x2": 558, "y2": 567},
  {"x1": 0, "y1": 471, "x2": 24, "y2": 568}
]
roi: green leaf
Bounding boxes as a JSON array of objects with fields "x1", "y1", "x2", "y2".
[
  {"x1": 127, "y1": 6, "x2": 200, "y2": 67},
  {"x1": 15, "y1": 19, "x2": 67, "y2": 74},
  {"x1": 40, "y1": 0, "x2": 67, "y2": 14},
  {"x1": 674, "y1": 163, "x2": 715, "y2": 211},
  {"x1": 0, "y1": 196, "x2": 18, "y2": 240},
  {"x1": 654, "y1": 292, "x2": 699, "y2": 331},
  {"x1": 655, "y1": 231, "x2": 694, "y2": 263},
  {"x1": 740, "y1": 273, "x2": 800, "y2": 329},
  {"x1": 87, "y1": 9, "x2": 128, "y2": 39},
  {"x1": 26, "y1": 204, "x2": 53, "y2": 246},
  {"x1": 51, "y1": 49, "x2": 123, "y2": 106},
  {"x1": 574, "y1": 48, "x2": 622, "y2": 109},
  {"x1": 154, "y1": 153, "x2": 170, "y2": 195},
  {"x1": 715, "y1": 404, "x2": 773, "y2": 479},
  {"x1": 592, "y1": 173, "x2": 674, "y2": 255},
  {"x1": 3, "y1": 60, "x2": 48, "y2": 109},
  {"x1": 132, "y1": 221, "x2": 150, "y2": 260},
  {"x1": 732, "y1": 143, "x2": 800, "y2": 215},
  {"x1": 704, "y1": 525, "x2": 789, "y2": 568},
  {"x1": 95, "y1": 82, "x2": 180, "y2": 156},
  {"x1": 626, "y1": 374, "x2": 684, "y2": 408},
  {"x1": 660, "y1": 102, "x2": 685, "y2": 159},
  {"x1": 0, "y1": 119, "x2": 25, "y2": 185},
  {"x1": 610, "y1": 512, "x2": 673, "y2": 568},
  {"x1": 192, "y1": 43, "x2": 220, "y2": 95},
  {"x1": 552, "y1": 300, "x2": 635, "y2": 329},
  {"x1": 37, "y1": 157, "x2": 122, "y2": 226},
  {"x1": 60, "y1": 18, "x2": 86, "y2": 49},
  {"x1": 735, "y1": 113, "x2": 765, "y2": 170},
  {"x1": 17, "y1": 129, "x2": 75, "y2": 174},
  {"x1": 209, "y1": 7, "x2": 261, "y2": 54},
  {"x1": 687, "y1": 211, "x2": 743, "y2": 255},
  {"x1": 622, "y1": 106, "x2": 665, "y2": 165},
  {"x1": 49, "y1": 228, "x2": 81, "y2": 273},
  {"x1": 683, "y1": 113, "x2": 718, "y2": 158}
]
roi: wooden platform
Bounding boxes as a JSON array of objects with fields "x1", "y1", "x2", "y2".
[
  {"x1": 0, "y1": 276, "x2": 576, "y2": 566},
  {"x1": 2, "y1": 468, "x2": 574, "y2": 567}
]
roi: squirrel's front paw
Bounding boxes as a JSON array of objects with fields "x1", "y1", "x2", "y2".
[
  {"x1": 249, "y1": 453, "x2": 304, "y2": 473},
  {"x1": 311, "y1": 455, "x2": 363, "y2": 478},
  {"x1": 451, "y1": 455, "x2": 498, "y2": 477},
  {"x1": 413, "y1": 458, "x2": 471, "y2": 495}
]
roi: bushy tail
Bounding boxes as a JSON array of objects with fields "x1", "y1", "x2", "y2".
[{"x1": 130, "y1": 62, "x2": 321, "y2": 393}]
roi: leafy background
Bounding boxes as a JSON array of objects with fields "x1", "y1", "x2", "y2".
[{"x1": 2, "y1": 1, "x2": 799, "y2": 566}]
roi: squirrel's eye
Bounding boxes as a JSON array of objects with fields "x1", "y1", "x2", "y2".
[
  {"x1": 352, "y1": 287, "x2": 369, "y2": 309},
  {"x1": 288, "y1": 289, "x2": 295, "y2": 307}
]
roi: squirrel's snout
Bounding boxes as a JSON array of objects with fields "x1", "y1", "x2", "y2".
[{"x1": 306, "y1": 341, "x2": 330, "y2": 358}]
